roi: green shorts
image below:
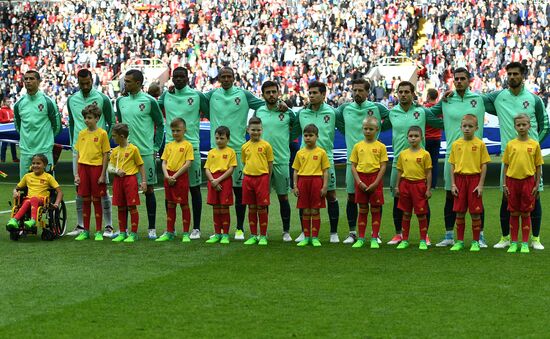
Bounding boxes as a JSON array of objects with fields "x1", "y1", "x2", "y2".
[
  {"x1": 345, "y1": 163, "x2": 355, "y2": 194},
  {"x1": 232, "y1": 153, "x2": 244, "y2": 187},
  {"x1": 327, "y1": 162, "x2": 336, "y2": 191},
  {"x1": 499, "y1": 163, "x2": 544, "y2": 192},
  {"x1": 20, "y1": 152, "x2": 54, "y2": 179},
  {"x1": 187, "y1": 149, "x2": 202, "y2": 187},
  {"x1": 137, "y1": 154, "x2": 157, "y2": 186},
  {"x1": 271, "y1": 164, "x2": 290, "y2": 195}
]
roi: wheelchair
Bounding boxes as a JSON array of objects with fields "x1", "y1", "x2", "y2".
[{"x1": 7, "y1": 187, "x2": 67, "y2": 241}]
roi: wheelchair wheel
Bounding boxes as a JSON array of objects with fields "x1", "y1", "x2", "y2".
[
  {"x1": 9, "y1": 230, "x2": 20, "y2": 241},
  {"x1": 41, "y1": 227, "x2": 55, "y2": 241},
  {"x1": 48, "y1": 201, "x2": 67, "y2": 238}
]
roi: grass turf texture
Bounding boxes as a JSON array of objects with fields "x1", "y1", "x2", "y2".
[{"x1": 1, "y1": 182, "x2": 549, "y2": 337}]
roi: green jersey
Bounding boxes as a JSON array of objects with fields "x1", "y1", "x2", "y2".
[
  {"x1": 254, "y1": 106, "x2": 297, "y2": 165},
  {"x1": 335, "y1": 101, "x2": 390, "y2": 163},
  {"x1": 115, "y1": 91, "x2": 164, "y2": 156},
  {"x1": 159, "y1": 86, "x2": 208, "y2": 147},
  {"x1": 484, "y1": 86, "x2": 549, "y2": 152},
  {"x1": 67, "y1": 89, "x2": 114, "y2": 145},
  {"x1": 13, "y1": 91, "x2": 61, "y2": 155},
  {"x1": 203, "y1": 86, "x2": 264, "y2": 152},
  {"x1": 429, "y1": 89, "x2": 494, "y2": 153},
  {"x1": 293, "y1": 103, "x2": 337, "y2": 162}
]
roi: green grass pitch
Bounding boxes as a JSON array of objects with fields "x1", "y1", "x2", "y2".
[{"x1": 0, "y1": 181, "x2": 549, "y2": 337}]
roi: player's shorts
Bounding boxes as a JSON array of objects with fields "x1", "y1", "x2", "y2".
[
  {"x1": 231, "y1": 152, "x2": 244, "y2": 188},
  {"x1": 137, "y1": 154, "x2": 157, "y2": 186},
  {"x1": 112, "y1": 175, "x2": 140, "y2": 206},
  {"x1": 355, "y1": 171, "x2": 384, "y2": 206},
  {"x1": 296, "y1": 176, "x2": 326, "y2": 209},
  {"x1": 187, "y1": 148, "x2": 202, "y2": 187},
  {"x1": 77, "y1": 164, "x2": 107, "y2": 198},
  {"x1": 327, "y1": 162, "x2": 336, "y2": 191},
  {"x1": 500, "y1": 163, "x2": 543, "y2": 192},
  {"x1": 397, "y1": 179, "x2": 429, "y2": 214},
  {"x1": 242, "y1": 174, "x2": 270, "y2": 206},
  {"x1": 207, "y1": 172, "x2": 234, "y2": 206},
  {"x1": 453, "y1": 173, "x2": 483, "y2": 214},
  {"x1": 73, "y1": 151, "x2": 110, "y2": 188},
  {"x1": 164, "y1": 170, "x2": 189, "y2": 204},
  {"x1": 20, "y1": 151, "x2": 54, "y2": 179},
  {"x1": 271, "y1": 164, "x2": 290, "y2": 195},
  {"x1": 506, "y1": 176, "x2": 536, "y2": 213}
]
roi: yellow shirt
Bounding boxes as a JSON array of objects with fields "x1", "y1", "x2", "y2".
[
  {"x1": 397, "y1": 148, "x2": 432, "y2": 180},
  {"x1": 161, "y1": 140, "x2": 194, "y2": 172},
  {"x1": 349, "y1": 140, "x2": 388, "y2": 174},
  {"x1": 449, "y1": 137, "x2": 491, "y2": 174},
  {"x1": 109, "y1": 144, "x2": 144, "y2": 176},
  {"x1": 205, "y1": 147, "x2": 237, "y2": 173},
  {"x1": 17, "y1": 172, "x2": 60, "y2": 198},
  {"x1": 292, "y1": 146, "x2": 330, "y2": 176},
  {"x1": 242, "y1": 139, "x2": 274, "y2": 176},
  {"x1": 75, "y1": 128, "x2": 111, "y2": 166},
  {"x1": 503, "y1": 138, "x2": 544, "y2": 179}
]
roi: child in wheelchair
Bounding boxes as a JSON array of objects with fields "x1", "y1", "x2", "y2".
[{"x1": 6, "y1": 153, "x2": 63, "y2": 231}]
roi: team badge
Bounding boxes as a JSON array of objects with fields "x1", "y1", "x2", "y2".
[
  {"x1": 323, "y1": 115, "x2": 330, "y2": 123},
  {"x1": 313, "y1": 156, "x2": 318, "y2": 160},
  {"x1": 373, "y1": 149, "x2": 378, "y2": 153},
  {"x1": 187, "y1": 98, "x2": 194, "y2": 105},
  {"x1": 523, "y1": 101, "x2": 529, "y2": 109},
  {"x1": 139, "y1": 103, "x2": 145, "y2": 111},
  {"x1": 38, "y1": 104, "x2": 44, "y2": 112},
  {"x1": 279, "y1": 113, "x2": 285, "y2": 121},
  {"x1": 368, "y1": 110, "x2": 374, "y2": 116},
  {"x1": 92, "y1": 101, "x2": 98, "y2": 106},
  {"x1": 223, "y1": 154, "x2": 228, "y2": 159},
  {"x1": 472, "y1": 146, "x2": 477, "y2": 151},
  {"x1": 235, "y1": 98, "x2": 241, "y2": 105},
  {"x1": 124, "y1": 153, "x2": 129, "y2": 158},
  {"x1": 413, "y1": 112, "x2": 420, "y2": 119},
  {"x1": 40, "y1": 179, "x2": 45, "y2": 184},
  {"x1": 528, "y1": 148, "x2": 533, "y2": 153},
  {"x1": 94, "y1": 137, "x2": 98, "y2": 142},
  {"x1": 470, "y1": 100, "x2": 477, "y2": 108},
  {"x1": 180, "y1": 148, "x2": 185, "y2": 152},
  {"x1": 258, "y1": 147, "x2": 263, "y2": 152},
  {"x1": 416, "y1": 158, "x2": 422, "y2": 163}
]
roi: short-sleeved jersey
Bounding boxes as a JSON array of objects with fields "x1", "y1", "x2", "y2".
[
  {"x1": 254, "y1": 106, "x2": 296, "y2": 165},
  {"x1": 161, "y1": 140, "x2": 194, "y2": 172},
  {"x1": 75, "y1": 128, "x2": 111, "y2": 166},
  {"x1": 205, "y1": 147, "x2": 238, "y2": 173},
  {"x1": 17, "y1": 172, "x2": 60, "y2": 198},
  {"x1": 397, "y1": 148, "x2": 432, "y2": 181},
  {"x1": 109, "y1": 144, "x2": 144, "y2": 176},
  {"x1": 159, "y1": 86, "x2": 209, "y2": 147},
  {"x1": 349, "y1": 140, "x2": 388, "y2": 174},
  {"x1": 484, "y1": 87, "x2": 549, "y2": 152},
  {"x1": 115, "y1": 91, "x2": 165, "y2": 156},
  {"x1": 292, "y1": 146, "x2": 330, "y2": 176},
  {"x1": 13, "y1": 91, "x2": 61, "y2": 155},
  {"x1": 67, "y1": 89, "x2": 114, "y2": 145},
  {"x1": 335, "y1": 101, "x2": 389, "y2": 164},
  {"x1": 204, "y1": 86, "x2": 265, "y2": 152},
  {"x1": 242, "y1": 139, "x2": 274, "y2": 176},
  {"x1": 503, "y1": 138, "x2": 544, "y2": 179},
  {"x1": 448, "y1": 137, "x2": 491, "y2": 174},
  {"x1": 293, "y1": 103, "x2": 337, "y2": 161}
]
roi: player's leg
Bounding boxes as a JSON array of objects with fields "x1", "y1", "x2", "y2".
[
  {"x1": 272, "y1": 164, "x2": 292, "y2": 240},
  {"x1": 232, "y1": 154, "x2": 245, "y2": 239},
  {"x1": 68, "y1": 151, "x2": 85, "y2": 236},
  {"x1": 220, "y1": 205, "x2": 231, "y2": 244},
  {"x1": 397, "y1": 211, "x2": 411, "y2": 249},
  {"x1": 326, "y1": 164, "x2": 339, "y2": 243},
  {"x1": 438, "y1": 161, "x2": 455, "y2": 246},
  {"x1": 520, "y1": 212, "x2": 532, "y2": 253},
  {"x1": 417, "y1": 213, "x2": 429, "y2": 250},
  {"x1": 297, "y1": 208, "x2": 312, "y2": 247},
  {"x1": 388, "y1": 166, "x2": 403, "y2": 244},
  {"x1": 112, "y1": 206, "x2": 128, "y2": 242},
  {"x1": 352, "y1": 203, "x2": 368, "y2": 248},
  {"x1": 101, "y1": 183, "x2": 114, "y2": 238},
  {"x1": 311, "y1": 208, "x2": 321, "y2": 247},
  {"x1": 189, "y1": 151, "x2": 202, "y2": 239},
  {"x1": 124, "y1": 205, "x2": 139, "y2": 243},
  {"x1": 343, "y1": 164, "x2": 358, "y2": 244},
  {"x1": 530, "y1": 196, "x2": 543, "y2": 249},
  {"x1": 450, "y1": 212, "x2": 466, "y2": 251},
  {"x1": 138, "y1": 154, "x2": 158, "y2": 239},
  {"x1": 495, "y1": 194, "x2": 511, "y2": 248}
]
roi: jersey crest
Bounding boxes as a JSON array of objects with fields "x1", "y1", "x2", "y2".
[
  {"x1": 523, "y1": 100, "x2": 529, "y2": 109},
  {"x1": 416, "y1": 157, "x2": 422, "y2": 163},
  {"x1": 278, "y1": 113, "x2": 285, "y2": 121},
  {"x1": 323, "y1": 115, "x2": 330, "y2": 123},
  {"x1": 413, "y1": 111, "x2": 420, "y2": 119},
  {"x1": 187, "y1": 98, "x2": 194, "y2": 105},
  {"x1": 94, "y1": 137, "x2": 98, "y2": 142},
  {"x1": 368, "y1": 109, "x2": 374, "y2": 116},
  {"x1": 313, "y1": 155, "x2": 318, "y2": 160},
  {"x1": 139, "y1": 103, "x2": 145, "y2": 111},
  {"x1": 258, "y1": 147, "x2": 263, "y2": 152},
  {"x1": 470, "y1": 100, "x2": 477, "y2": 108},
  {"x1": 235, "y1": 98, "x2": 241, "y2": 105},
  {"x1": 471, "y1": 146, "x2": 477, "y2": 151},
  {"x1": 38, "y1": 104, "x2": 44, "y2": 112},
  {"x1": 92, "y1": 101, "x2": 98, "y2": 106}
]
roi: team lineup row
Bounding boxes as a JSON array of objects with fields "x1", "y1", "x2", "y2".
[{"x1": 8, "y1": 62, "x2": 548, "y2": 252}]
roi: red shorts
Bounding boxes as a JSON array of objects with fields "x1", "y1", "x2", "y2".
[
  {"x1": 355, "y1": 171, "x2": 384, "y2": 206},
  {"x1": 453, "y1": 173, "x2": 483, "y2": 214},
  {"x1": 112, "y1": 175, "x2": 140, "y2": 206},
  {"x1": 506, "y1": 176, "x2": 536, "y2": 213},
  {"x1": 77, "y1": 164, "x2": 107, "y2": 197},
  {"x1": 207, "y1": 172, "x2": 234, "y2": 206},
  {"x1": 242, "y1": 174, "x2": 270, "y2": 206},
  {"x1": 297, "y1": 176, "x2": 326, "y2": 209},
  {"x1": 398, "y1": 179, "x2": 428, "y2": 214},
  {"x1": 164, "y1": 170, "x2": 189, "y2": 204}
]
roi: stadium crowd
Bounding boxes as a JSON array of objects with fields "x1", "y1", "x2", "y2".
[{"x1": 0, "y1": 0, "x2": 549, "y2": 113}]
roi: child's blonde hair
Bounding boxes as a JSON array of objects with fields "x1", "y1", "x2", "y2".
[
  {"x1": 362, "y1": 116, "x2": 379, "y2": 126},
  {"x1": 513, "y1": 113, "x2": 530, "y2": 124}
]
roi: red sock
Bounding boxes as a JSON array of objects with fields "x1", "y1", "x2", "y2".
[
  {"x1": 129, "y1": 207, "x2": 139, "y2": 233},
  {"x1": 248, "y1": 206, "x2": 258, "y2": 235},
  {"x1": 14, "y1": 199, "x2": 31, "y2": 220},
  {"x1": 92, "y1": 197, "x2": 102, "y2": 232},
  {"x1": 402, "y1": 215, "x2": 411, "y2": 240},
  {"x1": 311, "y1": 213, "x2": 320, "y2": 238},
  {"x1": 167, "y1": 204, "x2": 176, "y2": 233},
  {"x1": 418, "y1": 215, "x2": 428, "y2": 241},
  {"x1": 472, "y1": 218, "x2": 481, "y2": 241},
  {"x1": 301, "y1": 211, "x2": 311, "y2": 238},
  {"x1": 82, "y1": 196, "x2": 91, "y2": 231},
  {"x1": 118, "y1": 207, "x2": 127, "y2": 232},
  {"x1": 371, "y1": 207, "x2": 381, "y2": 239},
  {"x1": 181, "y1": 204, "x2": 190, "y2": 233},
  {"x1": 456, "y1": 216, "x2": 466, "y2": 241},
  {"x1": 510, "y1": 215, "x2": 520, "y2": 242},
  {"x1": 221, "y1": 207, "x2": 230, "y2": 234},
  {"x1": 521, "y1": 215, "x2": 531, "y2": 243},
  {"x1": 213, "y1": 207, "x2": 221, "y2": 234},
  {"x1": 357, "y1": 206, "x2": 368, "y2": 238},
  {"x1": 258, "y1": 207, "x2": 268, "y2": 236}
]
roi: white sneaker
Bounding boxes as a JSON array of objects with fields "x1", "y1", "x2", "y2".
[
  {"x1": 376, "y1": 237, "x2": 382, "y2": 244},
  {"x1": 295, "y1": 232, "x2": 305, "y2": 242},
  {"x1": 282, "y1": 232, "x2": 292, "y2": 242},
  {"x1": 478, "y1": 238, "x2": 488, "y2": 248},
  {"x1": 436, "y1": 238, "x2": 455, "y2": 247},
  {"x1": 103, "y1": 226, "x2": 114, "y2": 238},
  {"x1": 493, "y1": 236, "x2": 510, "y2": 248},
  {"x1": 531, "y1": 237, "x2": 544, "y2": 250},
  {"x1": 67, "y1": 226, "x2": 84, "y2": 236},
  {"x1": 148, "y1": 229, "x2": 157, "y2": 240},
  {"x1": 235, "y1": 229, "x2": 245, "y2": 240},
  {"x1": 343, "y1": 233, "x2": 356, "y2": 244},
  {"x1": 189, "y1": 229, "x2": 201, "y2": 239},
  {"x1": 330, "y1": 233, "x2": 340, "y2": 243}
]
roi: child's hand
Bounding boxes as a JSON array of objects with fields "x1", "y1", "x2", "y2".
[
  {"x1": 74, "y1": 175, "x2": 80, "y2": 186},
  {"x1": 425, "y1": 189, "x2": 432, "y2": 199},
  {"x1": 531, "y1": 185, "x2": 538, "y2": 196},
  {"x1": 215, "y1": 184, "x2": 222, "y2": 191},
  {"x1": 503, "y1": 185, "x2": 510, "y2": 197},
  {"x1": 451, "y1": 185, "x2": 459, "y2": 196},
  {"x1": 393, "y1": 187, "x2": 400, "y2": 198},
  {"x1": 365, "y1": 183, "x2": 376, "y2": 193},
  {"x1": 473, "y1": 185, "x2": 483, "y2": 197},
  {"x1": 168, "y1": 176, "x2": 176, "y2": 186},
  {"x1": 140, "y1": 181, "x2": 147, "y2": 192},
  {"x1": 211, "y1": 178, "x2": 220, "y2": 188},
  {"x1": 293, "y1": 187, "x2": 299, "y2": 197},
  {"x1": 320, "y1": 186, "x2": 327, "y2": 198},
  {"x1": 12, "y1": 190, "x2": 20, "y2": 199},
  {"x1": 98, "y1": 174, "x2": 105, "y2": 184},
  {"x1": 358, "y1": 181, "x2": 367, "y2": 192}
]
